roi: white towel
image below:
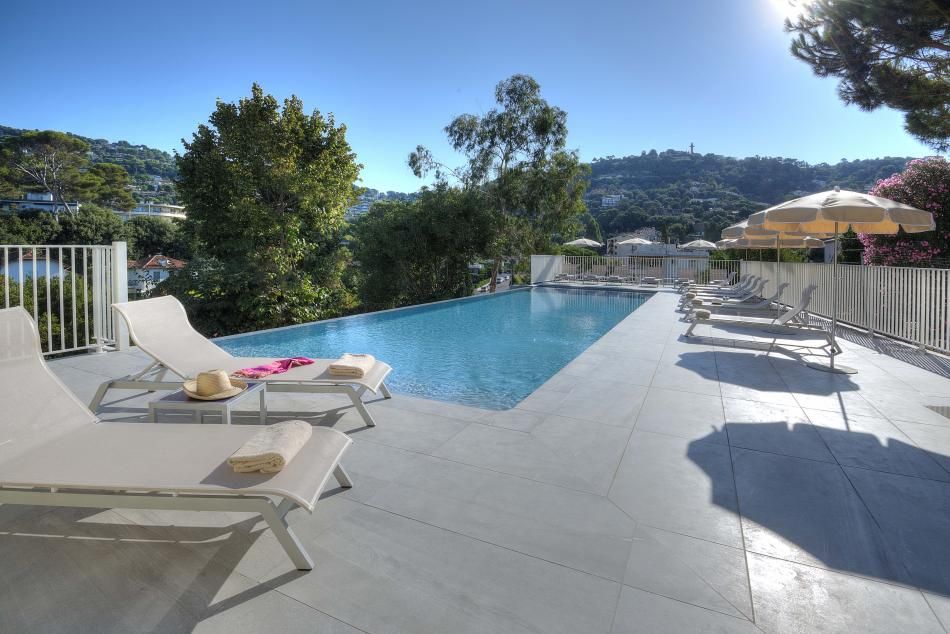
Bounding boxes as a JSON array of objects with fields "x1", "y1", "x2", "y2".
[
  {"x1": 329, "y1": 353, "x2": 376, "y2": 378},
  {"x1": 227, "y1": 420, "x2": 312, "y2": 473}
]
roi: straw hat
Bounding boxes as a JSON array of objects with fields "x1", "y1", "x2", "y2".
[{"x1": 183, "y1": 370, "x2": 247, "y2": 401}]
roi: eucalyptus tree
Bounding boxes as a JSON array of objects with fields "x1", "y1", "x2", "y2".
[{"x1": 410, "y1": 74, "x2": 589, "y2": 291}]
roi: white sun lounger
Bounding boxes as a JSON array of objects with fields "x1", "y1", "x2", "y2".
[
  {"x1": 683, "y1": 278, "x2": 768, "y2": 306},
  {"x1": 684, "y1": 285, "x2": 836, "y2": 350},
  {"x1": 90, "y1": 296, "x2": 393, "y2": 427},
  {"x1": 685, "y1": 273, "x2": 749, "y2": 293},
  {"x1": 689, "y1": 283, "x2": 790, "y2": 315},
  {"x1": 0, "y1": 306, "x2": 351, "y2": 570},
  {"x1": 687, "y1": 276, "x2": 760, "y2": 298}
]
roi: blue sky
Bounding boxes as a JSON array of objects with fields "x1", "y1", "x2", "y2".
[{"x1": 1, "y1": 0, "x2": 933, "y2": 192}]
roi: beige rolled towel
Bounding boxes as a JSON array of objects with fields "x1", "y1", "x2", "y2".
[
  {"x1": 329, "y1": 353, "x2": 376, "y2": 378},
  {"x1": 227, "y1": 420, "x2": 312, "y2": 473}
]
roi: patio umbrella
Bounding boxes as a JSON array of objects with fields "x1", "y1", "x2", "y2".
[
  {"x1": 721, "y1": 220, "x2": 749, "y2": 239},
  {"x1": 680, "y1": 239, "x2": 718, "y2": 250},
  {"x1": 617, "y1": 237, "x2": 653, "y2": 245},
  {"x1": 750, "y1": 187, "x2": 935, "y2": 374},
  {"x1": 564, "y1": 238, "x2": 602, "y2": 248}
]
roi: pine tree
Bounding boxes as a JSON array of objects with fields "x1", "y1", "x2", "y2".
[{"x1": 787, "y1": 0, "x2": 949, "y2": 151}]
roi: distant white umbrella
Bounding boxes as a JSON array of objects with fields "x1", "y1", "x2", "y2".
[
  {"x1": 680, "y1": 239, "x2": 718, "y2": 250},
  {"x1": 564, "y1": 238, "x2": 602, "y2": 248},
  {"x1": 617, "y1": 237, "x2": 653, "y2": 245},
  {"x1": 751, "y1": 187, "x2": 934, "y2": 374}
]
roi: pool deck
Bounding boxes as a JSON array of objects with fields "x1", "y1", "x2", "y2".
[{"x1": 6, "y1": 289, "x2": 950, "y2": 632}]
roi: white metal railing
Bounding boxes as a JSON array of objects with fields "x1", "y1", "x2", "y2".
[
  {"x1": 0, "y1": 241, "x2": 129, "y2": 355},
  {"x1": 741, "y1": 261, "x2": 950, "y2": 354},
  {"x1": 531, "y1": 255, "x2": 741, "y2": 286}
]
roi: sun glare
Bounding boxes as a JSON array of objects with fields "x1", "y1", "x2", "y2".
[{"x1": 768, "y1": 0, "x2": 805, "y2": 21}]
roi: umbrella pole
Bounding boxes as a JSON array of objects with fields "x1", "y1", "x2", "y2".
[
  {"x1": 776, "y1": 236, "x2": 780, "y2": 314},
  {"x1": 831, "y1": 226, "x2": 838, "y2": 369},
  {"x1": 807, "y1": 222, "x2": 857, "y2": 374}
]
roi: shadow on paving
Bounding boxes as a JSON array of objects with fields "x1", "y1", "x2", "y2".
[
  {"x1": 688, "y1": 422, "x2": 950, "y2": 597},
  {"x1": 798, "y1": 314, "x2": 950, "y2": 380},
  {"x1": 0, "y1": 504, "x2": 315, "y2": 631},
  {"x1": 675, "y1": 350, "x2": 861, "y2": 396}
]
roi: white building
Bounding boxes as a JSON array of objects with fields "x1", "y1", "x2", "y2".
[
  {"x1": 0, "y1": 192, "x2": 80, "y2": 215},
  {"x1": 601, "y1": 194, "x2": 624, "y2": 208},
  {"x1": 127, "y1": 254, "x2": 186, "y2": 298},
  {"x1": 119, "y1": 202, "x2": 186, "y2": 221},
  {"x1": 344, "y1": 191, "x2": 383, "y2": 221}
]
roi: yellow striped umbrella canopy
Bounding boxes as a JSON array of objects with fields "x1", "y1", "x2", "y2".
[
  {"x1": 716, "y1": 236, "x2": 824, "y2": 249},
  {"x1": 748, "y1": 188, "x2": 934, "y2": 236}
]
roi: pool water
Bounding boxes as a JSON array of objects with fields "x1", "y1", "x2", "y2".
[{"x1": 218, "y1": 287, "x2": 651, "y2": 410}]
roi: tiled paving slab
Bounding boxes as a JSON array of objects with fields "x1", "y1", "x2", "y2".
[{"x1": 0, "y1": 288, "x2": 946, "y2": 632}]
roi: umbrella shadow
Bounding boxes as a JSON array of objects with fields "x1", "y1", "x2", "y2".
[{"x1": 688, "y1": 421, "x2": 950, "y2": 596}]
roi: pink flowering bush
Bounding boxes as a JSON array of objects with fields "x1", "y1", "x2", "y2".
[{"x1": 859, "y1": 157, "x2": 949, "y2": 267}]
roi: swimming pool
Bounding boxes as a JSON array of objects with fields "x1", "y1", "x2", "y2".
[{"x1": 218, "y1": 287, "x2": 651, "y2": 409}]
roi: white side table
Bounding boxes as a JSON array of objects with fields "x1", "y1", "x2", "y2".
[{"x1": 149, "y1": 381, "x2": 267, "y2": 425}]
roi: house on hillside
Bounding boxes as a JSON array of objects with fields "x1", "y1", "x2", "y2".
[
  {"x1": 118, "y1": 202, "x2": 187, "y2": 221},
  {"x1": 0, "y1": 192, "x2": 81, "y2": 215},
  {"x1": 127, "y1": 254, "x2": 186, "y2": 298}
]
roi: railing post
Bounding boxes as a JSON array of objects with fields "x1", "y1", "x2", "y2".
[{"x1": 111, "y1": 241, "x2": 129, "y2": 350}]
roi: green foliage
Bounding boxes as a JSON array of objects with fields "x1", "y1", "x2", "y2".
[
  {"x1": 579, "y1": 213, "x2": 603, "y2": 243},
  {"x1": 410, "y1": 75, "x2": 589, "y2": 285},
  {"x1": 0, "y1": 273, "x2": 92, "y2": 351},
  {"x1": 588, "y1": 150, "x2": 914, "y2": 239},
  {"x1": 56, "y1": 204, "x2": 125, "y2": 245},
  {"x1": 168, "y1": 83, "x2": 361, "y2": 335},
  {"x1": 353, "y1": 185, "x2": 494, "y2": 310},
  {"x1": 89, "y1": 163, "x2": 136, "y2": 211},
  {"x1": 0, "y1": 211, "x2": 59, "y2": 244},
  {"x1": 860, "y1": 157, "x2": 949, "y2": 266},
  {"x1": 1, "y1": 130, "x2": 92, "y2": 213},
  {"x1": 787, "y1": 0, "x2": 949, "y2": 152},
  {"x1": 558, "y1": 244, "x2": 599, "y2": 257},
  {"x1": 0, "y1": 125, "x2": 177, "y2": 179},
  {"x1": 123, "y1": 216, "x2": 189, "y2": 260}
]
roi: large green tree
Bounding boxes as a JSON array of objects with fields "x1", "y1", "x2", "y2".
[
  {"x1": 55, "y1": 203, "x2": 125, "y2": 245},
  {"x1": 169, "y1": 83, "x2": 361, "y2": 335},
  {"x1": 1, "y1": 131, "x2": 93, "y2": 214},
  {"x1": 410, "y1": 74, "x2": 589, "y2": 291},
  {"x1": 353, "y1": 185, "x2": 494, "y2": 310},
  {"x1": 786, "y1": 0, "x2": 949, "y2": 151},
  {"x1": 122, "y1": 215, "x2": 189, "y2": 260},
  {"x1": 89, "y1": 163, "x2": 136, "y2": 211}
]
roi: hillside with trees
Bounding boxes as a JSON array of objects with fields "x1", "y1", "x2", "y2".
[
  {"x1": 0, "y1": 124, "x2": 179, "y2": 203},
  {"x1": 585, "y1": 150, "x2": 914, "y2": 242}
]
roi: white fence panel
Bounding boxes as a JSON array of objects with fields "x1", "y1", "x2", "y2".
[
  {"x1": 741, "y1": 261, "x2": 950, "y2": 354},
  {"x1": 0, "y1": 241, "x2": 128, "y2": 355},
  {"x1": 531, "y1": 255, "x2": 740, "y2": 286}
]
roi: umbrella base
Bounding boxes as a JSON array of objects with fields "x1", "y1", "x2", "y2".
[{"x1": 805, "y1": 360, "x2": 858, "y2": 375}]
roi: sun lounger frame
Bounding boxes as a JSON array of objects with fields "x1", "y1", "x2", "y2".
[
  {"x1": 90, "y1": 298, "x2": 393, "y2": 427},
  {"x1": 0, "y1": 465, "x2": 352, "y2": 570}
]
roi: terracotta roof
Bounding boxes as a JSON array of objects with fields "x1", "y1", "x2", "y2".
[{"x1": 130, "y1": 255, "x2": 187, "y2": 270}]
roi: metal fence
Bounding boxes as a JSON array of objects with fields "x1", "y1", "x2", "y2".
[
  {"x1": 742, "y1": 260, "x2": 950, "y2": 354},
  {"x1": 1, "y1": 241, "x2": 129, "y2": 355},
  {"x1": 530, "y1": 255, "x2": 741, "y2": 286}
]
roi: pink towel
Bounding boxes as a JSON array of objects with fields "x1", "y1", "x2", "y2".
[{"x1": 233, "y1": 357, "x2": 315, "y2": 379}]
